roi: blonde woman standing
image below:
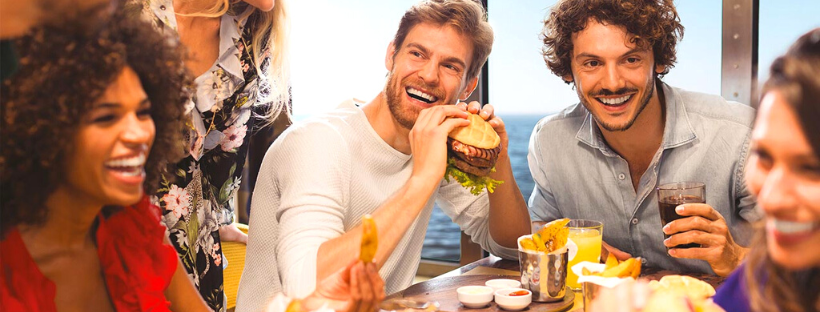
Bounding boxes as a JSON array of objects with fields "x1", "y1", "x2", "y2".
[{"x1": 137, "y1": 0, "x2": 290, "y2": 310}]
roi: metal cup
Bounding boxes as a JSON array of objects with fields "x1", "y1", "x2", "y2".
[
  {"x1": 582, "y1": 282, "x2": 600, "y2": 312},
  {"x1": 517, "y1": 235, "x2": 568, "y2": 302}
]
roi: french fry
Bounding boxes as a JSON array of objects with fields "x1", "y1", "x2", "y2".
[
  {"x1": 532, "y1": 233, "x2": 548, "y2": 252},
  {"x1": 605, "y1": 253, "x2": 619, "y2": 270},
  {"x1": 630, "y1": 257, "x2": 642, "y2": 279},
  {"x1": 538, "y1": 218, "x2": 570, "y2": 238},
  {"x1": 285, "y1": 299, "x2": 303, "y2": 312},
  {"x1": 359, "y1": 215, "x2": 378, "y2": 263},
  {"x1": 535, "y1": 218, "x2": 570, "y2": 252},
  {"x1": 582, "y1": 267, "x2": 598, "y2": 276},
  {"x1": 519, "y1": 238, "x2": 538, "y2": 251},
  {"x1": 601, "y1": 258, "x2": 635, "y2": 278}
]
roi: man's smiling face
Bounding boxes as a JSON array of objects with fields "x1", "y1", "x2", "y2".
[
  {"x1": 567, "y1": 19, "x2": 665, "y2": 132},
  {"x1": 383, "y1": 22, "x2": 477, "y2": 130}
]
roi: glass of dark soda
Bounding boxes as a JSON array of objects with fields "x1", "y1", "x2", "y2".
[{"x1": 657, "y1": 182, "x2": 705, "y2": 249}]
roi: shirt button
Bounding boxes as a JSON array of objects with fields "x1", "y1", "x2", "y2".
[
  {"x1": 641, "y1": 258, "x2": 648, "y2": 265},
  {"x1": 160, "y1": 5, "x2": 166, "y2": 10},
  {"x1": 618, "y1": 173, "x2": 625, "y2": 180},
  {"x1": 631, "y1": 218, "x2": 639, "y2": 225}
]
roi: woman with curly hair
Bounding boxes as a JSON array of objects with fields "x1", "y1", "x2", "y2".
[
  {"x1": 0, "y1": 7, "x2": 384, "y2": 312},
  {"x1": 134, "y1": 0, "x2": 290, "y2": 308},
  {"x1": 712, "y1": 28, "x2": 820, "y2": 312},
  {"x1": 0, "y1": 9, "x2": 210, "y2": 311}
]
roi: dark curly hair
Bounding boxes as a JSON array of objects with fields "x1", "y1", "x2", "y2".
[
  {"x1": 541, "y1": 0, "x2": 684, "y2": 83},
  {"x1": 0, "y1": 9, "x2": 193, "y2": 234}
]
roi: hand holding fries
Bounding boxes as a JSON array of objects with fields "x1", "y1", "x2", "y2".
[{"x1": 359, "y1": 215, "x2": 378, "y2": 263}]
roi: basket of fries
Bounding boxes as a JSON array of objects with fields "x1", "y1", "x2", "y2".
[
  {"x1": 572, "y1": 254, "x2": 642, "y2": 311},
  {"x1": 517, "y1": 219, "x2": 570, "y2": 302}
]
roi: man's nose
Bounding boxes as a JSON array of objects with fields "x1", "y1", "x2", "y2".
[
  {"x1": 601, "y1": 64, "x2": 626, "y2": 91},
  {"x1": 417, "y1": 60, "x2": 440, "y2": 85}
]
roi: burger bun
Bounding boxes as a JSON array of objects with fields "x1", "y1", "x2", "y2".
[{"x1": 448, "y1": 113, "x2": 500, "y2": 149}]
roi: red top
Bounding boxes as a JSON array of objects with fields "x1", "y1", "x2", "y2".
[{"x1": 0, "y1": 196, "x2": 178, "y2": 312}]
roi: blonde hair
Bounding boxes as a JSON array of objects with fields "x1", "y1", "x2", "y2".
[{"x1": 179, "y1": 0, "x2": 291, "y2": 124}]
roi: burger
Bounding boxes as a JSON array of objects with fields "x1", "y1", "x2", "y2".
[{"x1": 445, "y1": 113, "x2": 504, "y2": 195}]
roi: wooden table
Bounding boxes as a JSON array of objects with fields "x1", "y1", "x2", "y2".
[{"x1": 386, "y1": 256, "x2": 725, "y2": 312}]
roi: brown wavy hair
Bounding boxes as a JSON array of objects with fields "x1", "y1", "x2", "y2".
[
  {"x1": 392, "y1": 0, "x2": 492, "y2": 80},
  {"x1": 745, "y1": 28, "x2": 820, "y2": 312},
  {"x1": 0, "y1": 8, "x2": 193, "y2": 234},
  {"x1": 541, "y1": 0, "x2": 684, "y2": 83}
]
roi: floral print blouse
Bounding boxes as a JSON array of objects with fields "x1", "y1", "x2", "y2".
[{"x1": 140, "y1": 0, "x2": 275, "y2": 310}]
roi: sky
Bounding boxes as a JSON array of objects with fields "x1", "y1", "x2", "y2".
[{"x1": 289, "y1": 0, "x2": 820, "y2": 117}]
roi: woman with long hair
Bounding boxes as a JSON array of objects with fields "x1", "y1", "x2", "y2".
[
  {"x1": 135, "y1": 0, "x2": 291, "y2": 309},
  {"x1": 713, "y1": 28, "x2": 820, "y2": 312}
]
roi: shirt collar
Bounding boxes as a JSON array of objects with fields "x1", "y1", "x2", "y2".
[
  {"x1": 148, "y1": 0, "x2": 253, "y2": 88},
  {"x1": 659, "y1": 83, "x2": 698, "y2": 149},
  {"x1": 217, "y1": 6, "x2": 254, "y2": 83},
  {"x1": 148, "y1": 0, "x2": 255, "y2": 111},
  {"x1": 575, "y1": 82, "x2": 697, "y2": 155},
  {"x1": 149, "y1": 0, "x2": 177, "y2": 31}
]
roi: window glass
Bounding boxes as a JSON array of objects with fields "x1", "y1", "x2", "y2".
[
  {"x1": 757, "y1": 0, "x2": 820, "y2": 86},
  {"x1": 290, "y1": 0, "x2": 417, "y2": 117}
]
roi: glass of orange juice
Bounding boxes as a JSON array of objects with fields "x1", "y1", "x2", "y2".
[{"x1": 566, "y1": 220, "x2": 603, "y2": 291}]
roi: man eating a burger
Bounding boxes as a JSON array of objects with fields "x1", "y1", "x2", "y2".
[{"x1": 236, "y1": 1, "x2": 531, "y2": 311}]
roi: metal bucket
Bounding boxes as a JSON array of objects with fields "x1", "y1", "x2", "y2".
[
  {"x1": 517, "y1": 235, "x2": 568, "y2": 302},
  {"x1": 581, "y1": 282, "x2": 600, "y2": 312}
]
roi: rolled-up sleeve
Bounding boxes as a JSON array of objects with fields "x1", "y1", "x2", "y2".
[{"x1": 734, "y1": 132, "x2": 759, "y2": 223}]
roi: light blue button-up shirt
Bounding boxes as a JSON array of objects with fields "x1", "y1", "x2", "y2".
[{"x1": 527, "y1": 83, "x2": 759, "y2": 275}]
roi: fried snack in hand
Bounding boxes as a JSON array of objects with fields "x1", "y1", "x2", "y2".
[
  {"x1": 285, "y1": 299, "x2": 304, "y2": 312},
  {"x1": 359, "y1": 215, "x2": 378, "y2": 263}
]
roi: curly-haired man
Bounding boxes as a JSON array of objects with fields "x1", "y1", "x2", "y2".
[{"x1": 491, "y1": 0, "x2": 757, "y2": 277}]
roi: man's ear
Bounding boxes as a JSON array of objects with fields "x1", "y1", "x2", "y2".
[
  {"x1": 459, "y1": 76, "x2": 479, "y2": 101},
  {"x1": 655, "y1": 64, "x2": 666, "y2": 74},
  {"x1": 562, "y1": 74, "x2": 574, "y2": 83},
  {"x1": 385, "y1": 41, "x2": 397, "y2": 71}
]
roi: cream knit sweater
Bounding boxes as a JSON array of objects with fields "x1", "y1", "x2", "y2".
[{"x1": 236, "y1": 101, "x2": 517, "y2": 312}]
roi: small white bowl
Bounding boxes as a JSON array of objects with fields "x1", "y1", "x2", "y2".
[
  {"x1": 494, "y1": 288, "x2": 532, "y2": 311},
  {"x1": 485, "y1": 279, "x2": 522, "y2": 291},
  {"x1": 456, "y1": 286, "x2": 494, "y2": 308}
]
